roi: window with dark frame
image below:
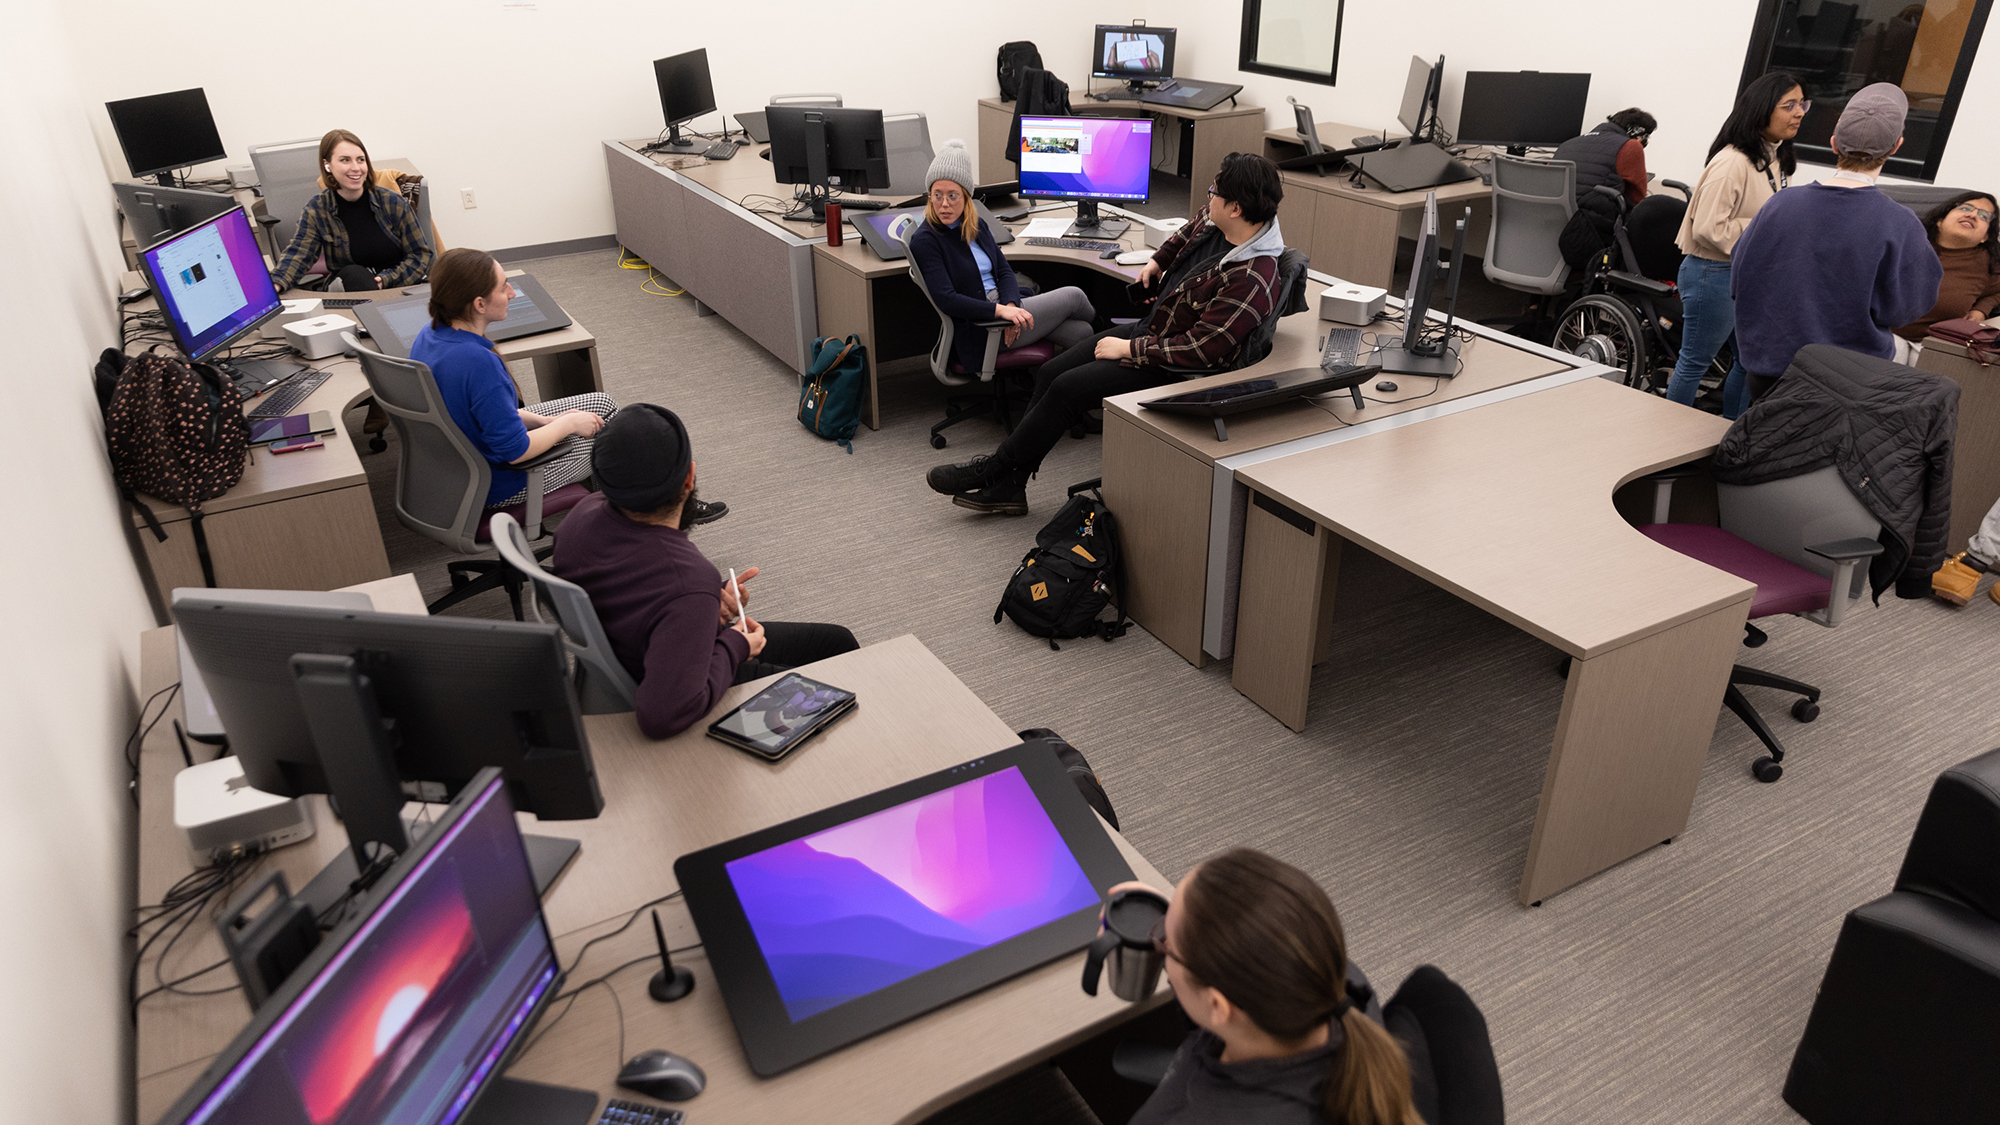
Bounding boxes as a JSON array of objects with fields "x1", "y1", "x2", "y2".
[
  {"x1": 1240, "y1": 0, "x2": 1346, "y2": 86},
  {"x1": 1738, "y1": 0, "x2": 1993, "y2": 182}
]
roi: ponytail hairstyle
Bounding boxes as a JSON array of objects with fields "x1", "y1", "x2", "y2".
[
  {"x1": 1709, "y1": 72, "x2": 1803, "y2": 178},
  {"x1": 1176, "y1": 849, "x2": 1422, "y2": 1125},
  {"x1": 428, "y1": 247, "x2": 502, "y2": 329}
]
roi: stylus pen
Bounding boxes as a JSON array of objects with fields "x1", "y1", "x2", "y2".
[{"x1": 729, "y1": 568, "x2": 745, "y2": 631}]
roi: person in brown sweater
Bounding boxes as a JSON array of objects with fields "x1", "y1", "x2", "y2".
[{"x1": 1896, "y1": 190, "x2": 2000, "y2": 350}]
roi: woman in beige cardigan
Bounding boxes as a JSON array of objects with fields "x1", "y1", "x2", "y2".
[{"x1": 1666, "y1": 72, "x2": 1806, "y2": 417}]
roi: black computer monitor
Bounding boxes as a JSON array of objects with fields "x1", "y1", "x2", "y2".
[
  {"x1": 1456, "y1": 71, "x2": 1592, "y2": 154},
  {"x1": 154, "y1": 769, "x2": 599, "y2": 1125},
  {"x1": 650, "y1": 48, "x2": 717, "y2": 152},
  {"x1": 1015, "y1": 115, "x2": 1153, "y2": 238},
  {"x1": 1092, "y1": 24, "x2": 1176, "y2": 94},
  {"x1": 1371, "y1": 193, "x2": 1471, "y2": 377},
  {"x1": 766, "y1": 106, "x2": 889, "y2": 216},
  {"x1": 115, "y1": 181, "x2": 241, "y2": 248},
  {"x1": 136, "y1": 207, "x2": 301, "y2": 390},
  {"x1": 1397, "y1": 55, "x2": 1445, "y2": 141},
  {"x1": 105, "y1": 88, "x2": 227, "y2": 187},
  {"x1": 174, "y1": 600, "x2": 603, "y2": 909}
]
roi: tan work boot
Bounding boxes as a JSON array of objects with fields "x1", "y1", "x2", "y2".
[{"x1": 1933, "y1": 553, "x2": 1982, "y2": 606}]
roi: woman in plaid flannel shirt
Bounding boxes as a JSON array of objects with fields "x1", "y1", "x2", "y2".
[{"x1": 269, "y1": 129, "x2": 432, "y2": 293}]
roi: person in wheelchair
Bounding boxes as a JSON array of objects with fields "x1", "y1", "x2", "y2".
[{"x1": 1551, "y1": 175, "x2": 1699, "y2": 394}]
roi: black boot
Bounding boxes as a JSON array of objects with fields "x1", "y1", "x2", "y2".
[
  {"x1": 953, "y1": 468, "x2": 1030, "y2": 516},
  {"x1": 927, "y1": 452, "x2": 1016, "y2": 496}
]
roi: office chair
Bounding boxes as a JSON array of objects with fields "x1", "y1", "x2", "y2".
[
  {"x1": 900, "y1": 225, "x2": 1059, "y2": 449},
  {"x1": 1783, "y1": 746, "x2": 2000, "y2": 1125},
  {"x1": 487, "y1": 512, "x2": 638, "y2": 714},
  {"x1": 248, "y1": 139, "x2": 323, "y2": 259},
  {"x1": 769, "y1": 93, "x2": 843, "y2": 108},
  {"x1": 1482, "y1": 155, "x2": 1575, "y2": 334},
  {"x1": 1384, "y1": 966, "x2": 1506, "y2": 1125},
  {"x1": 1172, "y1": 248, "x2": 1312, "y2": 376},
  {"x1": 1641, "y1": 465, "x2": 1884, "y2": 781},
  {"x1": 343, "y1": 332, "x2": 592, "y2": 618},
  {"x1": 880, "y1": 112, "x2": 935, "y2": 199}
]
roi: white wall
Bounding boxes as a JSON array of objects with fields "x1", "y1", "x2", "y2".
[{"x1": 0, "y1": 2, "x2": 160, "y2": 1121}]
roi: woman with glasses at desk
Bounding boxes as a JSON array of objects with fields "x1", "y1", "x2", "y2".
[
  {"x1": 1893, "y1": 190, "x2": 2000, "y2": 363},
  {"x1": 269, "y1": 129, "x2": 433, "y2": 293}
]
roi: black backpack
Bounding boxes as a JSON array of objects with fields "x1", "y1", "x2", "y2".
[
  {"x1": 97, "y1": 346, "x2": 251, "y2": 585},
  {"x1": 997, "y1": 41, "x2": 1042, "y2": 102},
  {"x1": 994, "y1": 480, "x2": 1130, "y2": 649}
]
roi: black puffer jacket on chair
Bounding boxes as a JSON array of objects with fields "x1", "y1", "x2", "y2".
[{"x1": 1710, "y1": 344, "x2": 1959, "y2": 600}]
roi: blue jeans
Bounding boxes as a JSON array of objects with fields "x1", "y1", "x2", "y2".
[{"x1": 1666, "y1": 256, "x2": 1750, "y2": 418}]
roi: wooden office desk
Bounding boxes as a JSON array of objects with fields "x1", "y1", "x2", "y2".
[
  {"x1": 1101, "y1": 296, "x2": 1590, "y2": 667},
  {"x1": 605, "y1": 139, "x2": 825, "y2": 374},
  {"x1": 115, "y1": 272, "x2": 600, "y2": 610},
  {"x1": 976, "y1": 96, "x2": 1267, "y2": 216},
  {"x1": 1262, "y1": 123, "x2": 1492, "y2": 290},
  {"x1": 1229, "y1": 378, "x2": 1753, "y2": 903},
  {"x1": 1916, "y1": 333, "x2": 2000, "y2": 553},
  {"x1": 811, "y1": 206, "x2": 1146, "y2": 430},
  {"x1": 133, "y1": 617, "x2": 1168, "y2": 1123}
]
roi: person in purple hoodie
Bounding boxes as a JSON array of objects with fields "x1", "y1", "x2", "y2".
[
  {"x1": 1729, "y1": 82, "x2": 1944, "y2": 403},
  {"x1": 550, "y1": 405, "x2": 857, "y2": 738}
]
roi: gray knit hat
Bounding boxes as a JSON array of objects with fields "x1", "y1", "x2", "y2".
[
  {"x1": 1833, "y1": 83, "x2": 1908, "y2": 162},
  {"x1": 925, "y1": 139, "x2": 975, "y2": 194}
]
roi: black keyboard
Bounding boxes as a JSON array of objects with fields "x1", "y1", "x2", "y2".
[
  {"x1": 702, "y1": 142, "x2": 739, "y2": 160},
  {"x1": 1025, "y1": 236, "x2": 1124, "y2": 253},
  {"x1": 1321, "y1": 327, "x2": 1363, "y2": 369},
  {"x1": 248, "y1": 367, "x2": 335, "y2": 419},
  {"x1": 320, "y1": 297, "x2": 370, "y2": 309},
  {"x1": 831, "y1": 197, "x2": 891, "y2": 210},
  {"x1": 595, "y1": 1099, "x2": 683, "y2": 1125}
]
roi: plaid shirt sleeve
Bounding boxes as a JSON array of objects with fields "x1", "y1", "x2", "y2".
[
  {"x1": 1127, "y1": 257, "x2": 1279, "y2": 369},
  {"x1": 269, "y1": 190, "x2": 336, "y2": 291},
  {"x1": 372, "y1": 188, "x2": 433, "y2": 288},
  {"x1": 1146, "y1": 205, "x2": 1212, "y2": 275}
]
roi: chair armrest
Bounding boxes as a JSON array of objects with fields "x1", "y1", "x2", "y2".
[
  {"x1": 1590, "y1": 184, "x2": 1625, "y2": 208},
  {"x1": 1804, "y1": 537, "x2": 1887, "y2": 562},
  {"x1": 516, "y1": 436, "x2": 576, "y2": 470},
  {"x1": 1661, "y1": 179, "x2": 1692, "y2": 198},
  {"x1": 1639, "y1": 464, "x2": 1706, "y2": 524},
  {"x1": 1803, "y1": 538, "x2": 1885, "y2": 628},
  {"x1": 974, "y1": 318, "x2": 1011, "y2": 329},
  {"x1": 1606, "y1": 270, "x2": 1673, "y2": 296}
]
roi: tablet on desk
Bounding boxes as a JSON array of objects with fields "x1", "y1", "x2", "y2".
[
  {"x1": 351, "y1": 272, "x2": 572, "y2": 358},
  {"x1": 706, "y1": 672, "x2": 856, "y2": 761},
  {"x1": 850, "y1": 201, "x2": 1016, "y2": 261},
  {"x1": 675, "y1": 741, "x2": 1134, "y2": 1075}
]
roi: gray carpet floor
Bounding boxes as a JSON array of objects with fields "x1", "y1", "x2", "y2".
[{"x1": 346, "y1": 248, "x2": 2000, "y2": 1124}]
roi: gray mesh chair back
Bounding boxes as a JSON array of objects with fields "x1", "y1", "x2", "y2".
[
  {"x1": 488, "y1": 512, "x2": 638, "y2": 714},
  {"x1": 343, "y1": 332, "x2": 491, "y2": 554},
  {"x1": 902, "y1": 222, "x2": 990, "y2": 388},
  {"x1": 881, "y1": 112, "x2": 935, "y2": 197},
  {"x1": 1483, "y1": 155, "x2": 1576, "y2": 294},
  {"x1": 770, "y1": 93, "x2": 843, "y2": 108},
  {"x1": 1719, "y1": 466, "x2": 1881, "y2": 601},
  {"x1": 248, "y1": 139, "x2": 322, "y2": 250}
]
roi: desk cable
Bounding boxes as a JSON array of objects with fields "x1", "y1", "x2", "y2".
[
  {"x1": 124, "y1": 682, "x2": 182, "y2": 805},
  {"x1": 518, "y1": 891, "x2": 703, "y2": 1067},
  {"x1": 128, "y1": 846, "x2": 265, "y2": 1021},
  {"x1": 617, "y1": 249, "x2": 685, "y2": 298}
]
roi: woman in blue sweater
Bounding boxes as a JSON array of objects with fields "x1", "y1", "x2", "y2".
[{"x1": 906, "y1": 141, "x2": 1097, "y2": 372}]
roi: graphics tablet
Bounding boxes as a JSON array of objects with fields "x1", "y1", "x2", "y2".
[
  {"x1": 674, "y1": 741, "x2": 1133, "y2": 1075},
  {"x1": 351, "y1": 272, "x2": 572, "y2": 359},
  {"x1": 1140, "y1": 365, "x2": 1381, "y2": 417},
  {"x1": 851, "y1": 201, "x2": 1016, "y2": 261},
  {"x1": 706, "y1": 672, "x2": 856, "y2": 761}
]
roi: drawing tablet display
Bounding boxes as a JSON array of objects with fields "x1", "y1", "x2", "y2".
[
  {"x1": 351, "y1": 273, "x2": 572, "y2": 358},
  {"x1": 1139, "y1": 365, "x2": 1382, "y2": 417},
  {"x1": 675, "y1": 742, "x2": 1132, "y2": 1075},
  {"x1": 851, "y1": 201, "x2": 1015, "y2": 261}
]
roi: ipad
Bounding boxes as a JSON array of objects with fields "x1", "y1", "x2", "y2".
[
  {"x1": 248, "y1": 410, "x2": 334, "y2": 445},
  {"x1": 351, "y1": 273, "x2": 572, "y2": 358},
  {"x1": 675, "y1": 741, "x2": 1133, "y2": 1075},
  {"x1": 851, "y1": 201, "x2": 1017, "y2": 261},
  {"x1": 706, "y1": 672, "x2": 857, "y2": 761}
]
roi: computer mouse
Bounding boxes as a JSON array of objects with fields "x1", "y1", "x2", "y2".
[
  {"x1": 1375, "y1": 380, "x2": 1399, "y2": 392},
  {"x1": 617, "y1": 1050, "x2": 706, "y2": 1101},
  {"x1": 1100, "y1": 247, "x2": 1123, "y2": 259}
]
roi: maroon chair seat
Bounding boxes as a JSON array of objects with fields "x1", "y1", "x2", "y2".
[
  {"x1": 1640, "y1": 523, "x2": 1832, "y2": 618},
  {"x1": 948, "y1": 340, "x2": 1058, "y2": 377},
  {"x1": 477, "y1": 482, "x2": 592, "y2": 544}
]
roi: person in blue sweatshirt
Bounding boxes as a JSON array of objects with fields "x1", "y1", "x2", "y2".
[{"x1": 1730, "y1": 83, "x2": 1943, "y2": 403}]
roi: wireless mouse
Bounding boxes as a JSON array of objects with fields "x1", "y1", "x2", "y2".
[
  {"x1": 1375, "y1": 380, "x2": 1399, "y2": 392},
  {"x1": 618, "y1": 1050, "x2": 706, "y2": 1101}
]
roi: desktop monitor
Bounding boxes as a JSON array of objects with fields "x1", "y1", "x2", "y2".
[
  {"x1": 1092, "y1": 25, "x2": 1176, "y2": 90},
  {"x1": 115, "y1": 181, "x2": 242, "y2": 248},
  {"x1": 1397, "y1": 55, "x2": 1444, "y2": 138},
  {"x1": 767, "y1": 106, "x2": 890, "y2": 211},
  {"x1": 153, "y1": 769, "x2": 597, "y2": 1125},
  {"x1": 1372, "y1": 193, "x2": 1470, "y2": 377},
  {"x1": 651, "y1": 48, "x2": 718, "y2": 151},
  {"x1": 1015, "y1": 116, "x2": 1152, "y2": 238},
  {"x1": 136, "y1": 207, "x2": 293, "y2": 386},
  {"x1": 1456, "y1": 71, "x2": 1591, "y2": 152},
  {"x1": 106, "y1": 88, "x2": 227, "y2": 187}
]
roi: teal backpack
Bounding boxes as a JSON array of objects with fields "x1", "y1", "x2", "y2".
[{"x1": 798, "y1": 334, "x2": 867, "y2": 452}]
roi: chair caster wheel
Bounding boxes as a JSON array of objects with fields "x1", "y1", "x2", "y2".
[
  {"x1": 368, "y1": 435, "x2": 388, "y2": 453},
  {"x1": 1752, "y1": 757, "x2": 1784, "y2": 783},
  {"x1": 930, "y1": 434, "x2": 947, "y2": 449},
  {"x1": 1792, "y1": 699, "x2": 1819, "y2": 723}
]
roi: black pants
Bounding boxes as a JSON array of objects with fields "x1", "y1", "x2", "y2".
[
  {"x1": 734, "y1": 621, "x2": 860, "y2": 684},
  {"x1": 333, "y1": 264, "x2": 383, "y2": 291},
  {"x1": 995, "y1": 324, "x2": 1180, "y2": 472}
]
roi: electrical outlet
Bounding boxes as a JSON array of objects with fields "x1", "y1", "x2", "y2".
[{"x1": 460, "y1": 189, "x2": 477, "y2": 209}]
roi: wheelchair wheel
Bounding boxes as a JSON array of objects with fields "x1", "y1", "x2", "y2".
[{"x1": 1554, "y1": 296, "x2": 1648, "y2": 387}]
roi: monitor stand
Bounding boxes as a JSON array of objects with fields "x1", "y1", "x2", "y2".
[
  {"x1": 462, "y1": 1078, "x2": 600, "y2": 1125},
  {"x1": 297, "y1": 829, "x2": 581, "y2": 922},
  {"x1": 1374, "y1": 207, "x2": 1470, "y2": 378},
  {"x1": 643, "y1": 123, "x2": 700, "y2": 153},
  {"x1": 1066, "y1": 199, "x2": 1130, "y2": 239},
  {"x1": 216, "y1": 355, "x2": 307, "y2": 396}
]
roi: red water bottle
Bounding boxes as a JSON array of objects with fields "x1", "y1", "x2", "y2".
[{"x1": 825, "y1": 202, "x2": 843, "y2": 245}]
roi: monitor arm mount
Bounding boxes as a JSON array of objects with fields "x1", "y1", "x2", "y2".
[
  {"x1": 291, "y1": 654, "x2": 410, "y2": 897},
  {"x1": 801, "y1": 110, "x2": 833, "y2": 220}
]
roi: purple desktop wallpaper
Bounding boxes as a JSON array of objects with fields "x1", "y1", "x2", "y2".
[
  {"x1": 1017, "y1": 117, "x2": 1153, "y2": 200},
  {"x1": 725, "y1": 767, "x2": 1097, "y2": 1021}
]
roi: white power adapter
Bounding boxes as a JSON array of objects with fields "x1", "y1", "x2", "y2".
[{"x1": 173, "y1": 756, "x2": 316, "y2": 863}]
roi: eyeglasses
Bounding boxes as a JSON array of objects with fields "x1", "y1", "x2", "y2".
[
  {"x1": 1954, "y1": 203, "x2": 1996, "y2": 223},
  {"x1": 1147, "y1": 917, "x2": 1183, "y2": 964},
  {"x1": 1205, "y1": 185, "x2": 1222, "y2": 199},
  {"x1": 929, "y1": 189, "x2": 963, "y2": 204},
  {"x1": 1778, "y1": 99, "x2": 1812, "y2": 114}
]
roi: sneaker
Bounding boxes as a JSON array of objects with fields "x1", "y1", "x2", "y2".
[
  {"x1": 927, "y1": 453, "x2": 1014, "y2": 496},
  {"x1": 688, "y1": 498, "x2": 729, "y2": 527},
  {"x1": 1933, "y1": 552, "x2": 1981, "y2": 606},
  {"x1": 953, "y1": 476, "x2": 1029, "y2": 516}
]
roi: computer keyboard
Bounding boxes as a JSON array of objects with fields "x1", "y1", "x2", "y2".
[
  {"x1": 703, "y1": 141, "x2": 739, "y2": 160},
  {"x1": 595, "y1": 1099, "x2": 683, "y2": 1125},
  {"x1": 247, "y1": 367, "x2": 335, "y2": 419},
  {"x1": 831, "y1": 197, "x2": 891, "y2": 210},
  {"x1": 1320, "y1": 326, "x2": 1363, "y2": 369},
  {"x1": 1025, "y1": 236, "x2": 1124, "y2": 253},
  {"x1": 319, "y1": 297, "x2": 370, "y2": 309}
]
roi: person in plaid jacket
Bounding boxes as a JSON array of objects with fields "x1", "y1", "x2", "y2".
[
  {"x1": 926, "y1": 152, "x2": 1286, "y2": 515},
  {"x1": 269, "y1": 129, "x2": 433, "y2": 292}
]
